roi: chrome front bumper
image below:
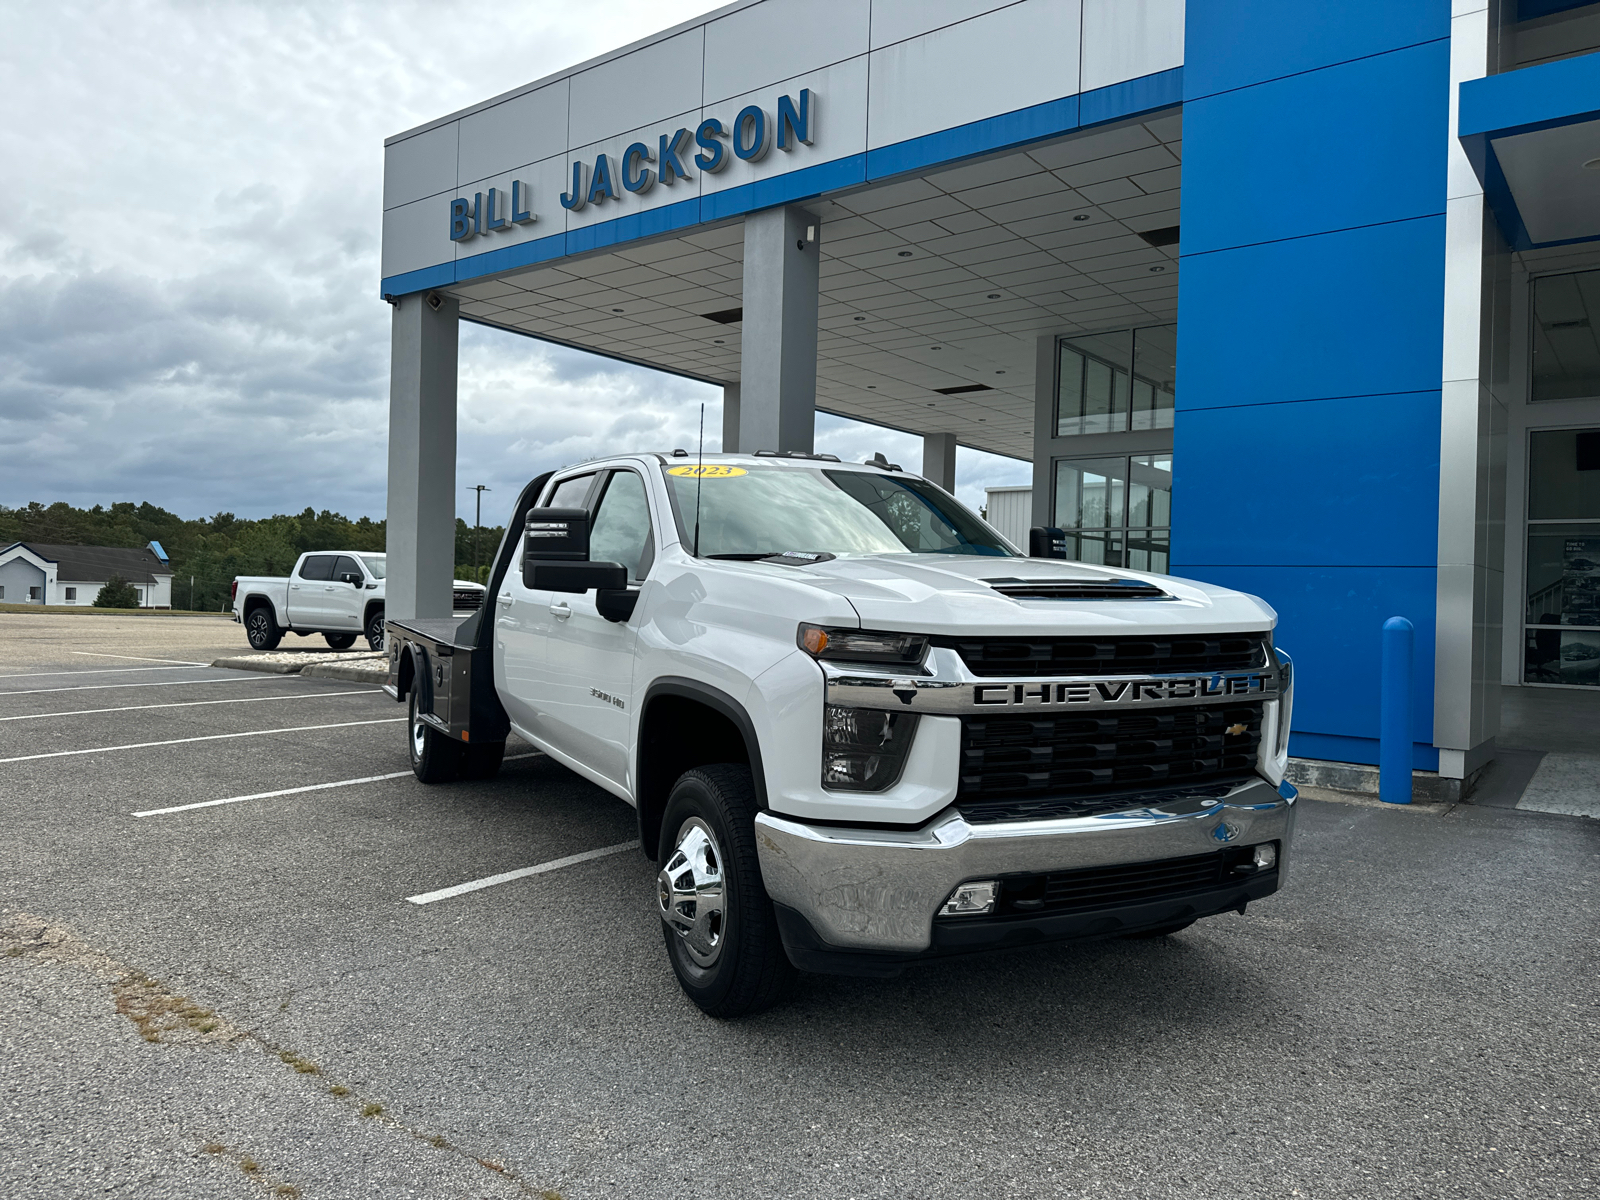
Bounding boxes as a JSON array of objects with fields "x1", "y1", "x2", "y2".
[{"x1": 754, "y1": 777, "x2": 1296, "y2": 956}]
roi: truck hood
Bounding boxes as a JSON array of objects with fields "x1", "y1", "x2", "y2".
[{"x1": 743, "y1": 553, "x2": 1275, "y2": 636}]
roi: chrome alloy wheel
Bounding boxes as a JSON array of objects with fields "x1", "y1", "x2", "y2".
[
  {"x1": 658, "y1": 818, "x2": 726, "y2": 968},
  {"x1": 410, "y1": 711, "x2": 427, "y2": 763}
]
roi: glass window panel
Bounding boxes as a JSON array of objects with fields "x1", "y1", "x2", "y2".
[
  {"x1": 1131, "y1": 325, "x2": 1177, "y2": 430},
  {"x1": 298, "y1": 555, "x2": 335, "y2": 581},
  {"x1": 589, "y1": 470, "x2": 655, "y2": 581},
  {"x1": 1532, "y1": 269, "x2": 1600, "y2": 401},
  {"x1": 1528, "y1": 428, "x2": 1600, "y2": 519},
  {"x1": 1128, "y1": 454, "x2": 1173, "y2": 528},
  {"x1": 1525, "y1": 524, "x2": 1600, "y2": 626},
  {"x1": 1053, "y1": 457, "x2": 1127, "y2": 530},
  {"x1": 1056, "y1": 332, "x2": 1130, "y2": 435},
  {"x1": 545, "y1": 473, "x2": 595, "y2": 509},
  {"x1": 1125, "y1": 529, "x2": 1170, "y2": 574}
]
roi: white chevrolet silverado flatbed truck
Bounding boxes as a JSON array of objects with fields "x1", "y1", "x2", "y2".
[
  {"x1": 232, "y1": 551, "x2": 485, "y2": 651},
  {"x1": 384, "y1": 452, "x2": 1296, "y2": 1017}
]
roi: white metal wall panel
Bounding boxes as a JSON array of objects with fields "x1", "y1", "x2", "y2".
[
  {"x1": 457, "y1": 83, "x2": 569, "y2": 186},
  {"x1": 865, "y1": 0, "x2": 1083, "y2": 151},
  {"x1": 568, "y1": 29, "x2": 705, "y2": 148},
  {"x1": 703, "y1": 0, "x2": 870, "y2": 104},
  {"x1": 384, "y1": 122, "x2": 459, "y2": 211},
  {"x1": 868, "y1": 0, "x2": 1021, "y2": 50},
  {"x1": 383, "y1": 195, "x2": 454, "y2": 279},
  {"x1": 699, "y1": 57, "x2": 869, "y2": 203},
  {"x1": 1079, "y1": 0, "x2": 1184, "y2": 93},
  {"x1": 984, "y1": 486, "x2": 1032, "y2": 548}
]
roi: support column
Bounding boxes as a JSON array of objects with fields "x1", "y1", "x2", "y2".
[
  {"x1": 738, "y1": 206, "x2": 818, "y2": 454},
  {"x1": 721, "y1": 382, "x2": 741, "y2": 453},
  {"x1": 386, "y1": 291, "x2": 459, "y2": 622},
  {"x1": 922, "y1": 432, "x2": 957, "y2": 492}
]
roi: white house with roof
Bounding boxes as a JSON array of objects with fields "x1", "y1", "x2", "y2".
[{"x1": 0, "y1": 541, "x2": 174, "y2": 607}]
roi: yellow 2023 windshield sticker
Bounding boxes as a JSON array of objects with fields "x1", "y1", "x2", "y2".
[{"x1": 667, "y1": 465, "x2": 747, "y2": 478}]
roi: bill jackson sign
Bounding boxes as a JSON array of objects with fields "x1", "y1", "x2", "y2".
[
  {"x1": 826, "y1": 668, "x2": 1283, "y2": 714},
  {"x1": 449, "y1": 88, "x2": 816, "y2": 242}
]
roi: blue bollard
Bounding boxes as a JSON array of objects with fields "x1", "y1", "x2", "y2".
[{"x1": 1380, "y1": 616, "x2": 1414, "y2": 804}]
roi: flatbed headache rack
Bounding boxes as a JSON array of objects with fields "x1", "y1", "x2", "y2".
[{"x1": 383, "y1": 471, "x2": 553, "y2": 747}]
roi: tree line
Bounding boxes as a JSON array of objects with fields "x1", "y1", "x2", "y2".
[{"x1": 0, "y1": 501, "x2": 506, "y2": 611}]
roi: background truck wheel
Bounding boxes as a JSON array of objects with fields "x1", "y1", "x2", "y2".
[
  {"x1": 1122, "y1": 920, "x2": 1196, "y2": 940},
  {"x1": 657, "y1": 765, "x2": 796, "y2": 1018},
  {"x1": 408, "y1": 688, "x2": 458, "y2": 784},
  {"x1": 244, "y1": 606, "x2": 282, "y2": 651},
  {"x1": 365, "y1": 610, "x2": 386, "y2": 652},
  {"x1": 324, "y1": 633, "x2": 357, "y2": 650},
  {"x1": 458, "y1": 740, "x2": 505, "y2": 780}
]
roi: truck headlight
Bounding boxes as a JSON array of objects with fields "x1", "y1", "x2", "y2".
[
  {"x1": 798, "y1": 623, "x2": 928, "y2": 666},
  {"x1": 821, "y1": 704, "x2": 919, "y2": 791}
]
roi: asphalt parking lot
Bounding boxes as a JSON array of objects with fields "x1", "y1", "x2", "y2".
[{"x1": 1, "y1": 615, "x2": 1597, "y2": 1199}]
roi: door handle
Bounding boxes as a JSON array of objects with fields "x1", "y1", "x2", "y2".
[
  {"x1": 497, "y1": 593, "x2": 513, "y2": 608},
  {"x1": 550, "y1": 601, "x2": 571, "y2": 619},
  {"x1": 290, "y1": 585, "x2": 300, "y2": 591}
]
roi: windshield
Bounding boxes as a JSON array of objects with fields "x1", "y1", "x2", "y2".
[
  {"x1": 661, "y1": 463, "x2": 1016, "y2": 558},
  {"x1": 358, "y1": 554, "x2": 387, "y2": 579}
]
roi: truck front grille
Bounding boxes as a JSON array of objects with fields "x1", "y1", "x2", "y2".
[
  {"x1": 935, "y1": 633, "x2": 1269, "y2": 678},
  {"x1": 980, "y1": 847, "x2": 1269, "y2": 917},
  {"x1": 452, "y1": 588, "x2": 483, "y2": 612},
  {"x1": 956, "y1": 702, "x2": 1263, "y2": 821}
]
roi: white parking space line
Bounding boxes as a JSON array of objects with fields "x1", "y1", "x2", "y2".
[
  {"x1": 0, "y1": 665, "x2": 207, "y2": 680},
  {"x1": 0, "y1": 675, "x2": 298, "y2": 698},
  {"x1": 132, "y1": 752, "x2": 542, "y2": 817},
  {"x1": 406, "y1": 840, "x2": 639, "y2": 905},
  {"x1": 0, "y1": 689, "x2": 380, "y2": 723},
  {"x1": 72, "y1": 652, "x2": 210, "y2": 665},
  {"x1": 0, "y1": 718, "x2": 404, "y2": 765}
]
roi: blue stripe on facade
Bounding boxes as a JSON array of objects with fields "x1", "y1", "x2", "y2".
[
  {"x1": 1458, "y1": 45, "x2": 1600, "y2": 137},
  {"x1": 381, "y1": 67, "x2": 1184, "y2": 297}
]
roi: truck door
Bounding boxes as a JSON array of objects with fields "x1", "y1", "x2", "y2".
[
  {"x1": 538, "y1": 467, "x2": 654, "y2": 787},
  {"x1": 494, "y1": 472, "x2": 596, "y2": 736},
  {"x1": 328, "y1": 556, "x2": 366, "y2": 630},
  {"x1": 290, "y1": 554, "x2": 338, "y2": 627}
]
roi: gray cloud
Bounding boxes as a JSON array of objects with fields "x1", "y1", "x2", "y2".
[{"x1": 0, "y1": 0, "x2": 1028, "y2": 527}]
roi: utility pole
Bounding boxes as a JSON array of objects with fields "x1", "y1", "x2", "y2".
[{"x1": 468, "y1": 484, "x2": 491, "y2": 583}]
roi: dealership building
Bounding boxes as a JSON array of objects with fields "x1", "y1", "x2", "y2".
[{"x1": 379, "y1": 0, "x2": 1600, "y2": 794}]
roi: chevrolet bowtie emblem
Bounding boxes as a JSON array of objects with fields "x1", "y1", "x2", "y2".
[{"x1": 1226, "y1": 723, "x2": 1248, "y2": 736}]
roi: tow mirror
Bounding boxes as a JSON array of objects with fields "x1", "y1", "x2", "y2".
[
  {"x1": 523, "y1": 507, "x2": 626, "y2": 592},
  {"x1": 339, "y1": 572, "x2": 362, "y2": 585}
]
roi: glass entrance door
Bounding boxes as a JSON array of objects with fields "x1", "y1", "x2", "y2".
[{"x1": 1523, "y1": 427, "x2": 1600, "y2": 686}]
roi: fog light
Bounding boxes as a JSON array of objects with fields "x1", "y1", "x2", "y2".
[
  {"x1": 941, "y1": 880, "x2": 998, "y2": 916},
  {"x1": 1252, "y1": 843, "x2": 1277, "y2": 870}
]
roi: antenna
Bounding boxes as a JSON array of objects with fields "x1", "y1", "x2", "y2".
[{"x1": 693, "y1": 403, "x2": 704, "y2": 557}]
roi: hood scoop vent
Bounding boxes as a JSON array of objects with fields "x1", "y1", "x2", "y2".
[{"x1": 982, "y1": 577, "x2": 1170, "y2": 601}]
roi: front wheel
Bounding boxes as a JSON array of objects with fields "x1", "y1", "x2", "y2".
[
  {"x1": 658, "y1": 765, "x2": 796, "y2": 1018},
  {"x1": 408, "y1": 687, "x2": 457, "y2": 784},
  {"x1": 324, "y1": 633, "x2": 357, "y2": 650},
  {"x1": 244, "y1": 607, "x2": 282, "y2": 651},
  {"x1": 365, "y1": 610, "x2": 386, "y2": 652}
]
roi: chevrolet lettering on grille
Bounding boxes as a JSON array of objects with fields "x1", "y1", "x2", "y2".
[{"x1": 825, "y1": 669, "x2": 1280, "y2": 715}]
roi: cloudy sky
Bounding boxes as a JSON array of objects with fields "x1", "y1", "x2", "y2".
[{"x1": 0, "y1": 0, "x2": 1029, "y2": 527}]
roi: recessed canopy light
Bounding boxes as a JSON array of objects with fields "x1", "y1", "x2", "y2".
[
  {"x1": 1586, "y1": 158, "x2": 1600, "y2": 170},
  {"x1": 611, "y1": 307, "x2": 623, "y2": 312},
  {"x1": 927, "y1": 402, "x2": 936, "y2": 407},
  {"x1": 1073, "y1": 214, "x2": 1091, "y2": 222},
  {"x1": 714, "y1": 339, "x2": 725, "y2": 344},
  {"x1": 996, "y1": 370, "x2": 1006, "y2": 375},
  {"x1": 987, "y1": 293, "x2": 1001, "y2": 299},
  {"x1": 931, "y1": 346, "x2": 942, "y2": 350},
  {"x1": 867, "y1": 385, "x2": 877, "y2": 389},
  {"x1": 1149, "y1": 266, "x2": 1166, "y2": 273},
  {"x1": 897, "y1": 250, "x2": 913, "y2": 257},
  {"x1": 853, "y1": 315, "x2": 866, "y2": 321}
]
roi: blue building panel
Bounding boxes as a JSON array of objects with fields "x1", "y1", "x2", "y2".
[
  {"x1": 1181, "y1": 40, "x2": 1449, "y2": 254},
  {"x1": 1183, "y1": 563, "x2": 1440, "y2": 769},
  {"x1": 1183, "y1": 0, "x2": 1450, "y2": 101},
  {"x1": 1176, "y1": 216, "x2": 1447, "y2": 410},
  {"x1": 1172, "y1": 391, "x2": 1441, "y2": 568}
]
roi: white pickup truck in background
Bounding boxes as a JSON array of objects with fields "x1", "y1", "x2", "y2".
[{"x1": 231, "y1": 551, "x2": 485, "y2": 651}]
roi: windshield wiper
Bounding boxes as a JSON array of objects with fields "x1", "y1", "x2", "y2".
[{"x1": 705, "y1": 552, "x2": 775, "y2": 560}]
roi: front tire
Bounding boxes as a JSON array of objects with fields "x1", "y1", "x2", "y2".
[
  {"x1": 324, "y1": 633, "x2": 357, "y2": 650},
  {"x1": 365, "y1": 609, "x2": 386, "y2": 652},
  {"x1": 244, "y1": 606, "x2": 282, "y2": 651},
  {"x1": 408, "y1": 688, "x2": 457, "y2": 784},
  {"x1": 657, "y1": 766, "x2": 796, "y2": 1018}
]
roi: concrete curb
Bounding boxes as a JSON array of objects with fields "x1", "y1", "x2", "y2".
[
  {"x1": 210, "y1": 657, "x2": 303, "y2": 674},
  {"x1": 301, "y1": 663, "x2": 389, "y2": 685},
  {"x1": 1295, "y1": 785, "x2": 1455, "y2": 817}
]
